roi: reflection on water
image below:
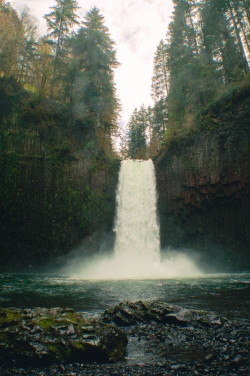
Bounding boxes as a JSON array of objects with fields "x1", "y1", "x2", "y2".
[{"x1": 0, "y1": 273, "x2": 249, "y2": 321}]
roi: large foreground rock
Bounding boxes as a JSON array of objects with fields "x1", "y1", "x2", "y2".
[{"x1": 0, "y1": 307, "x2": 127, "y2": 366}]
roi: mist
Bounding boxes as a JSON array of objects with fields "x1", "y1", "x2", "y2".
[{"x1": 59, "y1": 243, "x2": 203, "y2": 280}]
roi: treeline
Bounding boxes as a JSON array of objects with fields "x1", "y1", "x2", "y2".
[
  {"x1": 124, "y1": 0, "x2": 250, "y2": 159},
  {"x1": 0, "y1": 0, "x2": 119, "y2": 151},
  {"x1": 0, "y1": 0, "x2": 120, "y2": 269}
]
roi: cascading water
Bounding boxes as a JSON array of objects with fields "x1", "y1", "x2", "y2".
[
  {"x1": 114, "y1": 159, "x2": 160, "y2": 265},
  {"x1": 69, "y1": 159, "x2": 202, "y2": 279}
]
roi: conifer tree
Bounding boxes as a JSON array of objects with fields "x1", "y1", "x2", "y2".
[
  {"x1": 68, "y1": 8, "x2": 119, "y2": 147},
  {"x1": 44, "y1": 0, "x2": 79, "y2": 98},
  {"x1": 127, "y1": 106, "x2": 148, "y2": 159},
  {"x1": 200, "y1": 0, "x2": 248, "y2": 83},
  {"x1": 17, "y1": 8, "x2": 38, "y2": 84},
  {"x1": 151, "y1": 40, "x2": 169, "y2": 102}
]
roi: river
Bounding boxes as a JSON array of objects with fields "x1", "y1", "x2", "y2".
[{"x1": 1, "y1": 272, "x2": 249, "y2": 323}]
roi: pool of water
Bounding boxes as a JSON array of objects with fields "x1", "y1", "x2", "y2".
[{"x1": 0, "y1": 273, "x2": 249, "y2": 322}]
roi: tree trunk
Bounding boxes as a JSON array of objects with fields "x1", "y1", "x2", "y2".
[
  {"x1": 40, "y1": 74, "x2": 46, "y2": 96},
  {"x1": 233, "y1": 2, "x2": 250, "y2": 55},
  {"x1": 18, "y1": 47, "x2": 28, "y2": 82},
  {"x1": 50, "y1": 10, "x2": 64, "y2": 99},
  {"x1": 242, "y1": 0, "x2": 250, "y2": 26},
  {"x1": 228, "y1": 0, "x2": 249, "y2": 73},
  {"x1": 162, "y1": 52, "x2": 169, "y2": 97},
  {"x1": 187, "y1": 2, "x2": 199, "y2": 56},
  {"x1": 219, "y1": 45, "x2": 231, "y2": 85}
]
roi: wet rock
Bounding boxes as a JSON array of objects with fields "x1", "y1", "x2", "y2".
[
  {"x1": 162, "y1": 314, "x2": 188, "y2": 327},
  {"x1": 170, "y1": 364, "x2": 185, "y2": 370},
  {"x1": 0, "y1": 301, "x2": 249, "y2": 376},
  {"x1": 0, "y1": 307, "x2": 127, "y2": 366},
  {"x1": 67, "y1": 324, "x2": 76, "y2": 335},
  {"x1": 231, "y1": 355, "x2": 243, "y2": 364},
  {"x1": 101, "y1": 301, "x2": 224, "y2": 330},
  {"x1": 205, "y1": 353, "x2": 215, "y2": 361}
]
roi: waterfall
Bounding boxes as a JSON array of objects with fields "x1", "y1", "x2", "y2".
[
  {"x1": 114, "y1": 159, "x2": 160, "y2": 264},
  {"x1": 68, "y1": 159, "x2": 202, "y2": 279}
]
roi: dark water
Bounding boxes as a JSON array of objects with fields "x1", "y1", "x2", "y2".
[{"x1": 0, "y1": 273, "x2": 249, "y2": 322}]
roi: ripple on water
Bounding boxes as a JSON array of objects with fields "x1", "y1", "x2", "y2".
[{"x1": 0, "y1": 272, "x2": 249, "y2": 321}]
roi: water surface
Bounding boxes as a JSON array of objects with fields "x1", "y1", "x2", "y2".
[{"x1": 0, "y1": 273, "x2": 249, "y2": 322}]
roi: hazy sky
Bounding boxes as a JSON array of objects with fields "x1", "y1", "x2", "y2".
[{"x1": 9, "y1": 0, "x2": 174, "y2": 125}]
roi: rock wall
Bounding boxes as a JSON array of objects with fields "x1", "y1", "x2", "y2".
[
  {"x1": 0, "y1": 151, "x2": 120, "y2": 271},
  {"x1": 155, "y1": 122, "x2": 250, "y2": 271}
]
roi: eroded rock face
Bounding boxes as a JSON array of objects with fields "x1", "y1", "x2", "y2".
[
  {"x1": 0, "y1": 307, "x2": 127, "y2": 366},
  {"x1": 155, "y1": 122, "x2": 250, "y2": 270}
]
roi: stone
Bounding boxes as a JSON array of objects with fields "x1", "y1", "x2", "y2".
[
  {"x1": 0, "y1": 307, "x2": 128, "y2": 366},
  {"x1": 67, "y1": 324, "x2": 75, "y2": 335},
  {"x1": 205, "y1": 353, "x2": 215, "y2": 361},
  {"x1": 231, "y1": 355, "x2": 242, "y2": 364},
  {"x1": 162, "y1": 314, "x2": 188, "y2": 327},
  {"x1": 101, "y1": 301, "x2": 223, "y2": 330}
]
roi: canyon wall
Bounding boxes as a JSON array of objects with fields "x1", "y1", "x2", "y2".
[
  {"x1": 0, "y1": 152, "x2": 120, "y2": 270},
  {"x1": 155, "y1": 107, "x2": 250, "y2": 271}
]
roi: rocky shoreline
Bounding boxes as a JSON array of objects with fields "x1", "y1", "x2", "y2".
[{"x1": 0, "y1": 301, "x2": 249, "y2": 375}]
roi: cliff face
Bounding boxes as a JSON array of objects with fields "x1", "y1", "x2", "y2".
[
  {"x1": 155, "y1": 122, "x2": 250, "y2": 271},
  {"x1": 0, "y1": 151, "x2": 120, "y2": 270}
]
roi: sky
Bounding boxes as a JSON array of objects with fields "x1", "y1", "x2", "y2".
[{"x1": 8, "y1": 0, "x2": 174, "y2": 125}]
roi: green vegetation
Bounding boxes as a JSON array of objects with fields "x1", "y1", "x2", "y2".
[
  {"x1": 127, "y1": 106, "x2": 149, "y2": 159},
  {"x1": 0, "y1": 310, "x2": 21, "y2": 326},
  {"x1": 0, "y1": 1, "x2": 120, "y2": 270},
  {"x1": 125, "y1": 0, "x2": 250, "y2": 158}
]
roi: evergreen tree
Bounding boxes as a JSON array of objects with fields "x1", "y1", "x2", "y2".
[
  {"x1": 182, "y1": 0, "x2": 200, "y2": 56},
  {"x1": 127, "y1": 106, "x2": 148, "y2": 159},
  {"x1": 68, "y1": 7, "x2": 119, "y2": 146},
  {"x1": 166, "y1": 0, "x2": 206, "y2": 126},
  {"x1": 151, "y1": 98, "x2": 168, "y2": 138},
  {"x1": 151, "y1": 40, "x2": 169, "y2": 102},
  {"x1": 200, "y1": 0, "x2": 248, "y2": 83},
  {"x1": 16, "y1": 8, "x2": 38, "y2": 84},
  {"x1": 44, "y1": 0, "x2": 79, "y2": 98}
]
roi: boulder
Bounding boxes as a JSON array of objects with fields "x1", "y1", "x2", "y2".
[
  {"x1": 101, "y1": 301, "x2": 224, "y2": 328},
  {"x1": 0, "y1": 307, "x2": 127, "y2": 366}
]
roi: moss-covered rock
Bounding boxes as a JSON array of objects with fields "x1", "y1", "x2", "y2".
[{"x1": 0, "y1": 307, "x2": 127, "y2": 366}]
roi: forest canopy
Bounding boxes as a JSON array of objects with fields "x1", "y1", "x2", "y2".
[
  {"x1": 125, "y1": 0, "x2": 250, "y2": 160},
  {"x1": 0, "y1": 0, "x2": 119, "y2": 156}
]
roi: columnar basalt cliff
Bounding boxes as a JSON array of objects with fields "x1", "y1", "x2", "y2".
[
  {"x1": 155, "y1": 89, "x2": 250, "y2": 271},
  {"x1": 0, "y1": 152, "x2": 120, "y2": 271}
]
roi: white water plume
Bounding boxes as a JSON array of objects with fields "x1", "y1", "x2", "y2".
[
  {"x1": 70, "y1": 159, "x2": 202, "y2": 279},
  {"x1": 114, "y1": 159, "x2": 160, "y2": 264}
]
